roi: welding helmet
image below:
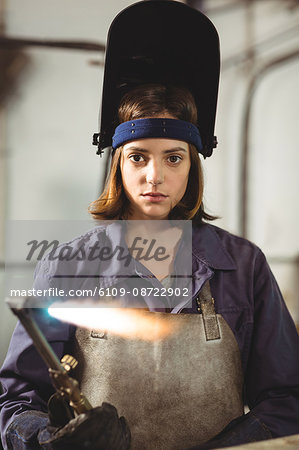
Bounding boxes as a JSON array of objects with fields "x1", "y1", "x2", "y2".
[{"x1": 93, "y1": 0, "x2": 220, "y2": 158}]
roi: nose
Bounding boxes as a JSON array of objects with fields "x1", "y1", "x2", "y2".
[{"x1": 146, "y1": 159, "x2": 164, "y2": 186}]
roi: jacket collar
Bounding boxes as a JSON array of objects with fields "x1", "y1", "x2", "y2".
[
  {"x1": 100, "y1": 222, "x2": 236, "y2": 285},
  {"x1": 192, "y1": 223, "x2": 236, "y2": 271}
]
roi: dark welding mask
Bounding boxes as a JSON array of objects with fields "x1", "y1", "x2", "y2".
[{"x1": 93, "y1": 0, "x2": 220, "y2": 158}]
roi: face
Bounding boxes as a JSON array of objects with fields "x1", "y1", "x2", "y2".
[{"x1": 120, "y1": 137, "x2": 191, "y2": 220}]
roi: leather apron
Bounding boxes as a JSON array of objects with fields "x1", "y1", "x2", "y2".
[{"x1": 73, "y1": 282, "x2": 244, "y2": 449}]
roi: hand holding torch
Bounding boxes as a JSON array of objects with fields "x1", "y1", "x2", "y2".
[{"x1": 6, "y1": 297, "x2": 131, "y2": 450}]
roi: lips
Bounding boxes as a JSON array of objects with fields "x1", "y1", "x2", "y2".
[
  {"x1": 142, "y1": 192, "x2": 168, "y2": 202},
  {"x1": 143, "y1": 192, "x2": 167, "y2": 197}
]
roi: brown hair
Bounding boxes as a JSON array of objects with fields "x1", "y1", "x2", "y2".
[{"x1": 89, "y1": 84, "x2": 215, "y2": 222}]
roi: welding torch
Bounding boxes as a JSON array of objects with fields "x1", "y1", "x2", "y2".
[{"x1": 6, "y1": 297, "x2": 92, "y2": 415}]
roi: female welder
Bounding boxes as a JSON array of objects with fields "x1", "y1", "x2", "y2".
[{"x1": 1, "y1": 1, "x2": 299, "y2": 449}]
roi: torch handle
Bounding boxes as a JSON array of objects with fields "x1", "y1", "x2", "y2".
[
  {"x1": 11, "y1": 307, "x2": 64, "y2": 372},
  {"x1": 9, "y1": 305, "x2": 92, "y2": 414}
]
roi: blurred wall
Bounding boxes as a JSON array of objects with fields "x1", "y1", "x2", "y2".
[
  {"x1": 203, "y1": 0, "x2": 299, "y2": 326},
  {"x1": 0, "y1": 0, "x2": 298, "y2": 364}
]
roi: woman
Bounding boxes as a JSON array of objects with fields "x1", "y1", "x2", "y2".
[
  {"x1": 1, "y1": 83, "x2": 299, "y2": 449},
  {"x1": 91, "y1": 84, "x2": 205, "y2": 223}
]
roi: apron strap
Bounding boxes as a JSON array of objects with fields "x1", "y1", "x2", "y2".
[{"x1": 196, "y1": 280, "x2": 221, "y2": 341}]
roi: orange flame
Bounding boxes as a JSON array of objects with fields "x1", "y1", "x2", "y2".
[{"x1": 48, "y1": 300, "x2": 178, "y2": 341}]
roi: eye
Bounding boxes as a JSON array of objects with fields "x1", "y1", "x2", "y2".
[
  {"x1": 167, "y1": 155, "x2": 182, "y2": 164},
  {"x1": 129, "y1": 154, "x2": 145, "y2": 163}
]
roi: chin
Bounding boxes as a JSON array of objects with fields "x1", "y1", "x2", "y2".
[
  {"x1": 129, "y1": 202, "x2": 171, "y2": 220},
  {"x1": 144, "y1": 210, "x2": 169, "y2": 220}
]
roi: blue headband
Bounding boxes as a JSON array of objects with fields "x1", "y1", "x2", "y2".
[{"x1": 112, "y1": 118, "x2": 203, "y2": 153}]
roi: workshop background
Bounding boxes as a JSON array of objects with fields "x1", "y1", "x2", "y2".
[{"x1": 0, "y1": 0, "x2": 298, "y2": 366}]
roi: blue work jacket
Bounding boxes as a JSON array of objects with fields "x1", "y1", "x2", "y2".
[{"x1": 0, "y1": 222, "x2": 299, "y2": 449}]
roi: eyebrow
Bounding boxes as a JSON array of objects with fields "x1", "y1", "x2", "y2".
[{"x1": 124, "y1": 146, "x2": 188, "y2": 154}]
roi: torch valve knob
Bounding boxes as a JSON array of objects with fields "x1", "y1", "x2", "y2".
[{"x1": 61, "y1": 354, "x2": 78, "y2": 372}]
